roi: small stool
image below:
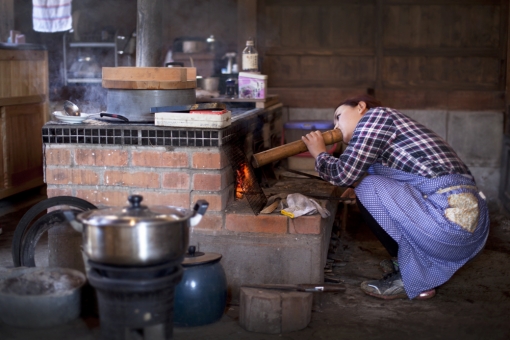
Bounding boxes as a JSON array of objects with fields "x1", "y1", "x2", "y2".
[{"x1": 239, "y1": 287, "x2": 313, "y2": 334}]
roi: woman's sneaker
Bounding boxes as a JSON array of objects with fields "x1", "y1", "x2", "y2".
[
  {"x1": 361, "y1": 271, "x2": 407, "y2": 299},
  {"x1": 361, "y1": 271, "x2": 436, "y2": 300}
]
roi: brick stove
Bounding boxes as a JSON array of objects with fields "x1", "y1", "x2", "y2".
[{"x1": 42, "y1": 104, "x2": 339, "y2": 300}]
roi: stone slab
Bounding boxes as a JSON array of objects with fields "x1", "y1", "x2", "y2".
[
  {"x1": 469, "y1": 166, "x2": 501, "y2": 212},
  {"x1": 400, "y1": 109, "x2": 447, "y2": 140},
  {"x1": 447, "y1": 111, "x2": 503, "y2": 167}
]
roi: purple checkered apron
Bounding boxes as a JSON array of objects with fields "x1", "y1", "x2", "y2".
[{"x1": 355, "y1": 163, "x2": 489, "y2": 299}]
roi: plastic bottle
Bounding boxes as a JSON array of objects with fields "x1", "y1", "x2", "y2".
[{"x1": 242, "y1": 38, "x2": 258, "y2": 72}]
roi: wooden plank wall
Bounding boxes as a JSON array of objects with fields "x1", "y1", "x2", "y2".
[{"x1": 261, "y1": 0, "x2": 508, "y2": 110}]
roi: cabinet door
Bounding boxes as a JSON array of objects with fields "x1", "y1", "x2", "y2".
[{"x1": 0, "y1": 103, "x2": 44, "y2": 198}]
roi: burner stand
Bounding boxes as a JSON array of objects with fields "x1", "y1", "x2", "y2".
[{"x1": 87, "y1": 260, "x2": 183, "y2": 340}]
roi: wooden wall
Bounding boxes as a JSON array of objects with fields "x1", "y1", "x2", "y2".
[{"x1": 261, "y1": 0, "x2": 508, "y2": 110}]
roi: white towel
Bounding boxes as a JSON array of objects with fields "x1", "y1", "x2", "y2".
[{"x1": 33, "y1": 0, "x2": 73, "y2": 33}]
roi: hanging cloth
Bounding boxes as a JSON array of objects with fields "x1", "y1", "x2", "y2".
[{"x1": 33, "y1": 0, "x2": 72, "y2": 33}]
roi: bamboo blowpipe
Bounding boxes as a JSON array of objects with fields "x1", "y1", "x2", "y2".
[{"x1": 251, "y1": 129, "x2": 343, "y2": 168}]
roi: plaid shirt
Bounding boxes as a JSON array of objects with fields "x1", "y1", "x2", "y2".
[{"x1": 316, "y1": 107, "x2": 472, "y2": 187}]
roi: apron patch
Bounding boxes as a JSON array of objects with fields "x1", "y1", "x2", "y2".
[{"x1": 445, "y1": 193, "x2": 479, "y2": 233}]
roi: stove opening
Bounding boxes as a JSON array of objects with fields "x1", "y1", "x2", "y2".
[{"x1": 235, "y1": 162, "x2": 251, "y2": 200}]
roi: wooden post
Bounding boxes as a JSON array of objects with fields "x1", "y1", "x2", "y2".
[{"x1": 136, "y1": 0, "x2": 163, "y2": 67}]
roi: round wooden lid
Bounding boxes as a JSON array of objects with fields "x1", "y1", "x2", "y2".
[{"x1": 102, "y1": 67, "x2": 197, "y2": 90}]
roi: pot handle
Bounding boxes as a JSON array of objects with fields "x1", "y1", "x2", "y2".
[
  {"x1": 189, "y1": 200, "x2": 209, "y2": 228},
  {"x1": 62, "y1": 210, "x2": 84, "y2": 233}
]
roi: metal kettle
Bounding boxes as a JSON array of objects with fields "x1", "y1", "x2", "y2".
[{"x1": 174, "y1": 245, "x2": 227, "y2": 327}]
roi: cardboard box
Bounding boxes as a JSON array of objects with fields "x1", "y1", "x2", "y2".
[{"x1": 238, "y1": 72, "x2": 267, "y2": 99}]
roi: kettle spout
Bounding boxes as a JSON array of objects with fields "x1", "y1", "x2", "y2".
[
  {"x1": 62, "y1": 210, "x2": 84, "y2": 233},
  {"x1": 189, "y1": 200, "x2": 209, "y2": 228}
]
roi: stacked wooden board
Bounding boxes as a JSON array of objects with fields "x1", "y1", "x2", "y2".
[{"x1": 155, "y1": 109, "x2": 231, "y2": 128}]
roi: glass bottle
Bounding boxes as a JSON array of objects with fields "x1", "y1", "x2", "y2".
[{"x1": 242, "y1": 39, "x2": 258, "y2": 72}]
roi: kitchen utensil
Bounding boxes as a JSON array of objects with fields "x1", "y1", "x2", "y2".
[
  {"x1": 182, "y1": 40, "x2": 207, "y2": 53},
  {"x1": 68, "y1": 55, "x2": 101, "y2": 79},
  {"x1": 0, "y1": 267, "x2": 86, "y2": 328},
  {"x1": 165, "y1": 62, "x2": 185, "y2": 67},
  {"x1": 99, "y1": 112, "x2": 129, "y2": 122},
  {"x1": 225, "y1": 78, "x2": 237, "y2": 98},
  {"x1": 241, "y1": 283, "x2": 345, "y2": 293},
  {"x1": 251, "y1": 129, "x2": 343, "y2": 168},
  {"x1": 174, "y1": 245, "x2": 227, "y2": 327},
  {"x1": 63, "y1": 100, "x2": 80, "y2": 116},
  {"x1": 53, "y1": 111, "x2": 92, "y2": 124},
  {"x1": 196, "y1": 77, "x2": 220, "y2": 91},
  {"x1": 63, "y1": 195, "x2": 209, "y2": 266},
  {"x1": 150, "y1": 102, "x2": 226, "y2": 113}
]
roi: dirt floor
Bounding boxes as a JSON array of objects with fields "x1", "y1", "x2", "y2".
[{"x1": 0, "y1": 191, "x2": 509, "y2": 339}]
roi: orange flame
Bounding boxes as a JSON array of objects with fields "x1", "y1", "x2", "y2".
[{"x1": 235, "y1": 162, "x2": 251, "y2": 199}]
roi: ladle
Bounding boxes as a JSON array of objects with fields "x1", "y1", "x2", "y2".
[
  {"x1": 63, "y1": 100, "x2": 81, "y2": 116},
  {"x1": 62, "y1": 100, "x2": 130, "y2": 121}
]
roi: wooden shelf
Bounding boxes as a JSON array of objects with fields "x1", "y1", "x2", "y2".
[{"x1": 197, "y1": 94, "x2": 280, "y2": 108}]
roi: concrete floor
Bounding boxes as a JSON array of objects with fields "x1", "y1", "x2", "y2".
[{"x1": 0, "y1": 188, "x2": 509, "y2": 339}]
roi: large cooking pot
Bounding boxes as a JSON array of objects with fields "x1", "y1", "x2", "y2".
[{"x1": 63, "y1": 195, "x2": 208, "y2": 266}]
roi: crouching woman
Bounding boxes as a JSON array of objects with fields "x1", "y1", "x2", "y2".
[{"x1": 302, "y1": 95, "x2": 489, "y2": 300}]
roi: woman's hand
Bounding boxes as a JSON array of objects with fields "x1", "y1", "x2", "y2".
[
  {"x1": 302, "y1": 130, "x2": 327, "y2": 158},
  {"x1": 341, "y1": 187, "x2": 357, "y2": 204}
]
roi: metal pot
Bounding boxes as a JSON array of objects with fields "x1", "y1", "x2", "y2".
[
  {"x1": 63, "y1": 195, "x2": 208, "y2": 266},
  {"x1": 197, "y1": 77, "x2": 219, "y2": 91}
]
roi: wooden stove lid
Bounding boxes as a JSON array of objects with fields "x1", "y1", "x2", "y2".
[{"x1": 102, "y1": 67, "x2": 197, "y2": 90}]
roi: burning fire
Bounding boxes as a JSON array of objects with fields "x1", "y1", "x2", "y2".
[{"x1": 235, "y1": 162, "x2": 251, "y2": 199}]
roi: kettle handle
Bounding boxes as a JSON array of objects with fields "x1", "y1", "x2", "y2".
[{"x1": 189, "y1": 200, "x2": 209, "y2": 228}]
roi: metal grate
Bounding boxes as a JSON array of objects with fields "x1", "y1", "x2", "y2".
[
  {"x1": 223, "y1": 143, "x2": 267, "y2": 215},
  {"x1": 42, "y1": 126, "x2": 228, "y2": 146}
]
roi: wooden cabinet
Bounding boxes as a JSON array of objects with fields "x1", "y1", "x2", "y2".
[{"x1": 0, "y1": 45, "x2": 48, "y2": 199}]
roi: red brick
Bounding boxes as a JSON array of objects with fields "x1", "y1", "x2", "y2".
[
  {"x1": 46, "y1": 168, "x2": 99, "y2": 185},
  {"x1": 191, "y1": 185, "x2": 234, "y2": 212},
  {"x1": 132, "y1": 150, "x2": 188, "y2": 167},
  {"x1": 76, "y1": 189, "x2": 129, "y2": 207},
  {"x1": 192, "y1": 151, "x2": 228, "y2": 169},
  {"x1": 74, "y1": 148, "x2": 128, "y2": 166},
  {"x1": 45, "y1": 148, "x2": 71, "y2": 166},
  {"x1": 46, "y1": 187, "x2": 73, "y2": 197},
  {"x1": 104, "y1": 170, "x2": 159, "y2": 188},
  {"x1": 193, "y1": 168, "x2": 232, "y2": 191},
  {"x1": 141, "y1": 192, "x2": 190, "y2": 208},
  {"x1": 192, "y1": 213, "x2": 223, "y2": 231},
  {"x1": 162, "y1": 172, "x2": 190, "y2": 189},
  {"x1": 289, "y1": 215, "x2": 322, "y2": 235},
  {"x1": 226, "y1": 213, "x2": 287, "y2": 234}
]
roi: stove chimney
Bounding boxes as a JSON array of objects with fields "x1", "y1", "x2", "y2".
[{"x1": 136, "y1": 0, "x2": 163, "y2": 67}]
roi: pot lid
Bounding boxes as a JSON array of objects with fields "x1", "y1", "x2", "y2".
[
  {"x1": 76, "y1": 195, "x2": 193, "y2": 227},
  {"x1": 182, "y1": 245, "x2": 222, "y2": 266}
]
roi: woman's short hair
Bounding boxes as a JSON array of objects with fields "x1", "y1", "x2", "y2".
[{"x1": 338, "y1": 95, "x2": 382, "y2": 110}]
